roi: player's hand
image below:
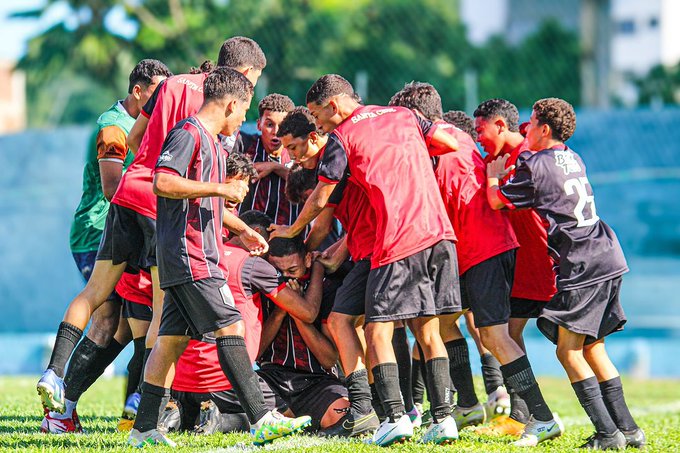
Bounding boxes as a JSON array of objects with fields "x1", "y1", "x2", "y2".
[
  {"x1": 315, "y1": 250, "x2": 341, "y2": 274},
  {"x1": 487, "y1": 154, "x2": 515, "y2": 181},
  {"x1": 239, "y1": 227, "x2": 269, "y2": 256},
  {"x1": 268, "y1": 223, "x2": 296, "y2": 239},
  {"x1": 286, "y1": 279, "x2": 304, "y2": 296},
  {"x1": 252, "y1": 162, "x2": 275, "y2": 183},
  {"x1": 220, "y1": 179, "x2": 249, "y2": 203}
]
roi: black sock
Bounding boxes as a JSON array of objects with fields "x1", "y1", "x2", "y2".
[
  {"x1": 599, "y1": 376, "x2": 638, "y2": 431},
  {"x1": 126, "y1": 337, "x2": 147, "y2": 398},
  {"x1": 372, "y1": 363, "x2": 405, "y2": 421},
  {"x1": 480, "y1": 353, "x2": 504, "y2": 395},
  {"x1": 218, "y1": 412, "x2": 250, "y2": 433},
  {"x1": 63, "y1": 337, "x2": 124, "y2": 401},
  {"x1": 425, "y1": 357, "x2": 453, "y2": 423},
  {"x1": 411, "y1": 358, "x2": 426, "y2": 405},
  {"x1": 346, "y1": 369, "x2": 373, "y2": 414},
  {"x1": 392, "y1": 328, "x2": 414, "y2": 411},
  {"x1": 573, "y1": 377, "x2": 618, "y2": 435},
  {"x1": 133, "y1": 382, "x2": 170, "y2": 432},
  {"x1": 501, "y1": 355, "x2": 552, "y2": 422},
  {"x1": 507, "y1": 381, "x2": 531, "y2": 423},
  {"x1": 445, "y1": 339, "x2": 479, "y2": 408},
  {"x1": 48, "y1": 322, "x2": 83, "y2": 378},
  {"x1": 136, "y1": 348, "x2": 153, "y2": 393},
  {"x1": 370, "y1": 383, "x2": 386, "y2": 420},
  {"x1": 215, "y1": 336, "x2": 268, "y2": 424}
]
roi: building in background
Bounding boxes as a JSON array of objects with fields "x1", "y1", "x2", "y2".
[{"x1": 0, "y1": 60, "x2": 26, "y2": 134}]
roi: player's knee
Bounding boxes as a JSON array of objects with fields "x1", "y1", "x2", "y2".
[
  {"x1": 214, "y1": 320, "x2": 245, "y2": 338},
  {"x1": 555, "y1": 344, "x2": 583, "y2": 366},
  {"x1": 320, "y1": 397, "x2": 350, "y2": 429},
  {"x1": 327, "y1": 312, "x2": 349, "y2": 336}
]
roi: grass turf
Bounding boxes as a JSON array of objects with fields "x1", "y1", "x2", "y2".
[{"x1": 1, "y1": 376, "x2": 679, "y2": 452}]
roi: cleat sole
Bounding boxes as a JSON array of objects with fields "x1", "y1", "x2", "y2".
[{"x1": 37, "y1": 384, "x2": 64, "y2": 414}]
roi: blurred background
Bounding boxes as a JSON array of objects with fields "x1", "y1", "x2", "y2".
[{"x1": 0, "y1": 0, "x2": 678, "y2": 377}]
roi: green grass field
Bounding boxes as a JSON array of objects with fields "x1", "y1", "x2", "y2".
[{"x1": 1, "y1": 376, "x2": 679, "y2": 452}]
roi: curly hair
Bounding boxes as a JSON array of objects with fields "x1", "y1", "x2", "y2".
[
  {"x1": 277, "y1": 107, "x2": 320, "y2": 138},
  {"x1": 203, "y1": 67, "x2": 253, "y2": 103},
  {"x1": 258, "y1": 93, "x2": 295, "y2": 117},
  {"x1": 285, "y1": 165, "x2": 317, "y2": 204},
  {"x1": 128, "y1": 59, "x2": 172, "y2": 94},
  {"x1": 443, "y1": 110, "x2": 477, "y2": 140},
  {"x1": 306, "y1": 74, "x2": 355, "y2": 105},
  {"x1": 532, "y1": 98, "x2": 576, "y2": 142},
  {"x1": 388, "y1": 81, "x2": 443, "y2": 121},
  {"x1": 189, "y1": 60, "x2": 215, "y2": 74},
  {"x1": 217, "y1": 36, "x2": 267, "y2": 71},
  {"x1": 225, "y1": 151, "x2": 257, "y2": 180},
  {"x1": 473, "y1": 98, "x2": 520, "y2": 132}
]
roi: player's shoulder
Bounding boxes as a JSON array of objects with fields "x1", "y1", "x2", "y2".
[{"x1": 97, "y1": 102, "x2": 130, "y2": 127}]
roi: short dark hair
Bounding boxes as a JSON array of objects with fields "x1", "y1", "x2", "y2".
[
  {"x1": 189, "y1": 60, "x2": 215, "y2": 74},
  {"x1": 217, "y1": 36, "x2": 267, "y2": 71},
  {"x1": 128, "y1": 59, "x2": 172, "y2": 94},
  {"x1": 388, "y1": 81, "x2": 443, "y2": 121},
  {"x1": 306, "y1": 74, "x2": 355, "y2": 105},
  {"x1": 269, "y1": 235, "x2": 306, "y2": 258},
  {"x1": 473, "y1": 98, "x2": 520, "y2": 132},
  {"x1": 225, "y1": 151, "x2": 257, "y2": 180},
  {"x1": 277, "y1": 107, "x2": 320, "y2": 138},
  {"x1": 532, "y1": 98, "x2": 576, "y2": 142},
  {"x1": 203, "y1": 67, "x2": 253, "y2": 103},
  {"x1": 258, "y1": 93, "x2": 295, "y2": 118},
  {"x1": 285, "y1": 166, "x2": 317, "y2": 204},
  {"x1": 443, "y1": 110, "x2": 477, "y2": 140},
  {"x1": 239, "y1": 210, "x2": 273, "y2": 241}
]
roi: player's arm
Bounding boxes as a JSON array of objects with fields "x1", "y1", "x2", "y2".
[
  {"x1": 413, "y1": 112, "x2": 459, "y2": 156},
  {"x1": 305, "y1": 205, "x2": 337, "y2": 251},
  {"x1": 127, "y1": 80, "x2": 163, "y2": 153},
  {"x1": 96, "y1": 126, "x2": 128, "y2": 200},
  {"x1": 315, "y1": 236, "x2": 350, "y2": 274},
  {"x1": 253, "y1": 161, "x2": 290, "y2": 181},
  {"x1": 291, "y1": 317, "x2": 338, "y2": 370},
  {"x1": 260, "y1": 260, "x2": 324, "y2": 323},
  {"x1": 486, "y1": 154, "x2": 535, "y2": 211},
  {"x1": 258, "y1": 305, "x2": 287, "y2": 357},
  {"x1": 223, "y1": 210, "x2": 268, "y2": 255}
]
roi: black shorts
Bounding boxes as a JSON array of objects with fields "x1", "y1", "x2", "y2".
[
  {"x1": 460, "y1": 249, "x2": 515, "y2": 328},
  {"x1": 366, "y1": 240, "x2": 461, "y2": 323},
  {"x1": 537, "y1": 276, "x2": 627, "y2": 345},
  {"x1": 171, "y1": 376, "x2": 285, "y2": 431},
  {"x1": 332, "y1": 259, "x2": 370, "y2": 316},
  {"x1": 122, "y1": 299, "x2": 153, "y2": 322},
  {"x1": 97, "y1": 203, "x2": 157, "y2": 272},
  {"x1": 256, "y1": 363, "x2": 348, "y2": 430},
  {"x1": 158, "y1": 278, "x2": 242, "y2": 337},
  {"x1": 510, "y1": 297, "x2": 545, "y2": 319}
]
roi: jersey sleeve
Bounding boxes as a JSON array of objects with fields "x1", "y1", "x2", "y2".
[
  {"x1": 248, "y1": 257, "x2": 287, "y2": 297},
  {"x1": 155, "y1": 127, "x2": 197, "y2": 177},
  {"x1": 326, "y1": 172, "x2": 349, "y2": 207},
  {"x1": 141, "y1": 79, "x2": 165, "y2": 118},
  {"x1": 498, "y1": 159, "x2": 537, "y2": 210},
  {"x1": 317, "y1": 133, "x2": 347, "y2": 184},
  {"x1": 96, "y1": 126, "x2": 128, "y2": 163}
]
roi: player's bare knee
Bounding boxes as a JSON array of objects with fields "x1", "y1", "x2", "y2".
[
  {"x1": 320, "y1": 397, "x2": 350, "y2": 429},
  {"x1": 214, "y1": 320, "x2": 245, "y2": 338}
]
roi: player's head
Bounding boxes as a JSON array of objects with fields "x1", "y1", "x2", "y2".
[
  {"x1": 285, "y1": 165, "x2": 317, "y2": 204},
  {"x1": 128, "y1": 59, "x2": 172, "y2": 109},
  {"x1": 224, "y1": 152, "x2": 256, "y2": 208},
  {"x1": 203, "y1": 67, "x2": 254, "y2": 136},
  {"x1": 238, "y1": 210, "x2": 273, "y2": 242},
  {"x1": 443, "y1": 110, "x2": 477, "y2": 141},
  {"x1": 388, "y1": 81, "x2": 443, "y2": 122},
  {"x1": 189, "y1": 60, "x2": 215, "y2": 74},
  {"x1": 217, "y1": 36, "x2": 267, "y2": 86},
  {"x1": 257, "y1": 94, "x2": 295, "y2": 155},
  {"x1": 306, "y1": 74, "x2": 358, "y2": 134},
  {"x1": 277, "y1": 107, "x2": 327, "y2": 169},
  {"x1": 268, "y1": 235, "x2": 311, "y2": 279},
  {"x1": 473, "y1": 98, "x2": 520, "y2": 156},
  {"x1": 526, "y1": 97, "x2": 576, "y2": 150}
]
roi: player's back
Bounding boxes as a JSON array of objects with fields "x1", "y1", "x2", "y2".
[{"x1": 329, "y1": 176, "x2": 376, "y2": 262}]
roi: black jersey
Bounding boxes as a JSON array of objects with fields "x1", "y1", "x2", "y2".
[{"x1": 498, "y1": 145, "x2": 628, "y2": 291}]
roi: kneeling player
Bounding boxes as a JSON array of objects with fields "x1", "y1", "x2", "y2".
[{"x1": 487, "y1": 97, "x2": 644, "y2": 449}]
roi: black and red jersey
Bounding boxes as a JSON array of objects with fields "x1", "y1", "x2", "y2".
[
  {"x1": 498, "y1": 145, "x2": 628, "y2": 290},
  {"x1": 327, "y1": 174, "x2": 375, "y2": 261},
  {"x1": 155, "y1": 116, "x2": 226, "y2": 289}
]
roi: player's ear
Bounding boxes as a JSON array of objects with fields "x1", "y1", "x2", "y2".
[
  {"x1": 308, "y1": 131, "x2": 318, "y2": 145},
  {"x1": 495, "y1": 117, "x2": 506, "y2": 133},
  {"x1": 304, "y1": 252, "x2": 313, "y2": 269},
  {"x1": 132, "y1": 84, "x2": 143, "y2": 101},
  {"x1": 329, "y1": 98, "x2": 339, "y2": 115},
  {"x1": 224, "y1": 98, "x2": 237, "y2": 117}
]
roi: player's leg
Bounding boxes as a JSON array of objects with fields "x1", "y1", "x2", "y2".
[
  {"x1": 145, "y1": 265, "x2": 165, "y2": 349},
  {"x1": 392, "y1": 322, "x2": 418, "y2": 425},
  {"x1": 410, "y1": 342, "x2": 426, "y2": 412}
]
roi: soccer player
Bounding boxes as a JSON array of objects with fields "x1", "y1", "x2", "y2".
[
  {"x1": 237, "y1": 94, "x2": 299, "y2": 225},
  {"x1": 473, "y1": 98, "x2": 558, "y2": 436},
  {"x1": 443, "y1": 110, "x2": 477, "y2": 140},
  {"x1": 128, "y1": 68, "x2": 310, "y2": 447},
  {"x1": 36, "y1": 37, "x2": 269, "y2": 415},
  {"x1": 487, "y1": 97, "x2": 644, "y2": 449},
  {"x1": 272, "y1": 75, "x2": 462, "y2": 445}
]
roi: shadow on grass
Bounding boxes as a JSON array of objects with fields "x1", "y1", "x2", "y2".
[{"x1": 0, "y1": 414, "x2": 119, "y2": 433}]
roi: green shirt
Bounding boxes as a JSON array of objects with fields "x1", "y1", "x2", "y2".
[{"x1": 69, "y1": 101, "x2": 136, "y2": 253}]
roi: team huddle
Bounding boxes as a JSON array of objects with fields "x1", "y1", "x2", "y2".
[{"x1": 37, "y1": 36, "x2": 646, "y2": 450}]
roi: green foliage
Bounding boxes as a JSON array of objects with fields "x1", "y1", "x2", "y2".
[{"x1": 636, "y1": 62, "x2": 680, "y2": 106}]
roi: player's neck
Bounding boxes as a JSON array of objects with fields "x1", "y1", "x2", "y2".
[
  {"x1": 121, "y1": 95, "x2": 140, "y2": 119},
  {"x1": 195, "y1": 106, "x2": 227, "y2": 137},
  {"x1": 500, "y1": 132, "x2": 525, "y2": 155}
]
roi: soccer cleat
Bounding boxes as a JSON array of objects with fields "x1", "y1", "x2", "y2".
[
  {"x1": 513, "y1": 414, "x2": 564, "y2": 447},
  {"x1": 117, "y1": 417, "x2": 135, "y2": 432},
  {"x1": 37, "y1": 369, "x2": 65, "y2": 413},
  {"x1": 420, "y1": 415, "x2": 459, "y2": 444},
  {"x1": 158, "y1": 398, "x2": 181, "y2": 432},
  {"x1": 193, "y1": 400, "x2": 221, "y2": 435},
  {"x1": 366, "y1": 414, "x2": 413, "y2": 447},
  {"x1": 421, "y1": 409, "x2": 433, "y2": 428},
  {"x1": 474, "y1": 415, "x2": 525, "y2": 437},
  {"x1": 40, "y1": 408, "x2": 83, "y2": 434},
  {"x1": 452, "y1": 402, "x2": 486, "y2": 429},
  {"x1": 123, "y1": 392, "x2": 141, "y2": 419},
  {"x1": 579, "y1": 430, "x2": 626, "y2": 450},
  {"x1": 406, "y1": 405, "x2": 423, "y2": 429},
  {"x1": 484, "y1": 386, "x2": 511, "y2": 419},
  {"x1": 318, "y1": 408, "x2": 380, "y2": 437},
  {"x1": 251, "y1": 410, "x2": 311, "y2": 446},
  {"x1": 622, "y1": 427, "x2": 646, "y2": 448},
  {"x1": 127, "y1": 428, "x2": 177, "y2": 448}
]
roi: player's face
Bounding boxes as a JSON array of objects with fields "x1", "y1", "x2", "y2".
[
  {"x1": 135, "y1": 75, "x2": 167, "y2": 110},
  {"x1": 222, "y1": 96, "x2": 252, "y2": 136},
  {"x1": 268, "y1": 253, "x2": 311, "y2": 279},
  {"x1": 474, "y1": 116, "x2": 503, "y2": 156},
  {"x1": 243, "y1": 68, "x2": 262, "y2": 87},
  {"x1": 258, "y1": 110, "x2": 287, "y2": 155},
  {"x1": 281, "y1": 133, "x2": 319, "y2": 169},
  {"x1": 307, "y1": 100, "x2": 340, "y2": 134},
  {"x1": 525, "y1": 111, "x2": 547, "y2": 151}
]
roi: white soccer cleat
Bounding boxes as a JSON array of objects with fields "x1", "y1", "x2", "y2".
[
  {"x1": 366, "y1": 414, "x2": 413, "y2": 447},
  {"x1": 36, "y1": 369, "x2": 65, "y2": 413},
  {"x1": 513, "y1": 414, "x2": 564, "y2": 447},
  {"x1": 127, "y1": 428, "x2": 177, "y2": 448},
  {"x1": 420, "y1": 415, "x2": 459, "y2": 444}
]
